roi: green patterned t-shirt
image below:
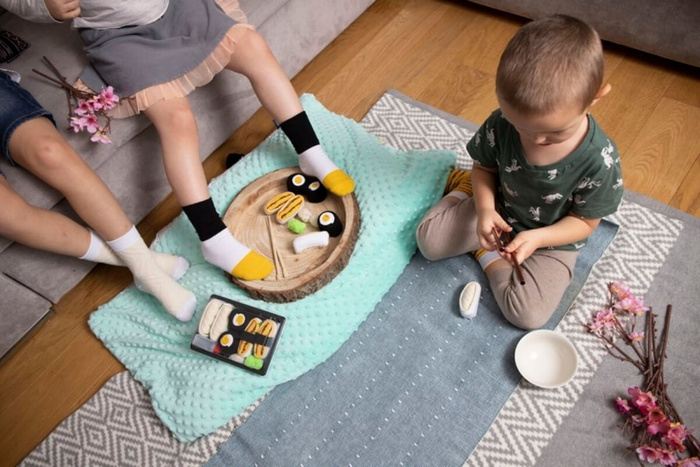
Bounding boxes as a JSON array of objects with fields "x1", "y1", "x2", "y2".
[{"x1": 466, "y1": 109, "x2": 623, "y2": 250}]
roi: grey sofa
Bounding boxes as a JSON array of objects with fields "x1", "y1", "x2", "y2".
[
  {"x1": 466, "y1": 0, "x2": 700, "y2": 68},
  {"x1": 0, "y1": 0, "x2": 376, "y2": 359}
]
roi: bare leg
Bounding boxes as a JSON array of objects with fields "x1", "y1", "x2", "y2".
[
  {"x1": 7, "y1": 117, "x2": 196, "y2": 320},
  {"x1": 225, "y1": 28, "x2": 354, "y2": 196},
  {"x1": 0, "y1": 175, "x2": 90, "y2": 257},
  {"x1": 144, "y1": 96, "x2": 273, "y2": 281},
  {"x1": 9, "y1": 117, "x2": 131, "y2": 242}
]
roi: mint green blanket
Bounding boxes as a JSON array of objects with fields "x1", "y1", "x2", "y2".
[{"x1": 89, "y1": 94, "x2": 455, "y2": 441}]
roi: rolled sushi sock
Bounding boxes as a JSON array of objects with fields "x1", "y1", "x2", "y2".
[
  {"x1": 79, "y1": 230, "x2": 190, "y2": 288},
  {"x1": 107, "y1": 226, "x2": 197, "y2": 322},
  {"x1": 279, "y1": 111, "x2": 354, "y2": 197},
  {"x1": 183, "y1": 198, "x2": 273, "y2": 281}
]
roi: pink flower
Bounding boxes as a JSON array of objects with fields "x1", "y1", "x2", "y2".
[
  {"x1": 97, "y1": 86, "x2": 119, "y2": 110},
  {"x1": 614, "y1": 296, "x2": 649, "y2": 315},
  {"x1": 90, "y1": 129, "x2": 112, "y2": 144},
  {"x1": 657, "y1": 449, "x2": 677, "y2": 466},
  {"x1": 628, "y1": 331, "x2": 645, "y2": 342},
  {"x1": 646, "y1": 407, "x2": 671, "y2": 435},
  {"x1": 69, "y1": 116, "x2": 87, "y2": 133},
  {"x1": 628, "y1": 387, "x2": 657, "y2": 415},
  {"x1": 588, "y1": 308, "x2": 616, "y2": 332},
  {"x1": 609, "y1": 281, "x2": 631, "y2": 300},
  {"x1": 615, "y1": 397, "x2": 631, "y2": 415},
  {"x1": 678, "y1": 458, "x2": 700, "y2": 467},
  {"x1": 83, "y1": 114, "x2": 100, "y2": 134},
  {"x1": 73, "y1": 98, "x2": 96, "y2": 116},
  {"x1": 663, "y1": 423, "x2": 691, "y2": 452},
  {"x1": 636, "y1": 445, "x2": 661, "y2": 463}
]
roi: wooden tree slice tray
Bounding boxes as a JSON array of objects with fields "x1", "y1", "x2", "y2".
[{"x1": 223, "y1": 167, "x2": 360, "y2": 303}]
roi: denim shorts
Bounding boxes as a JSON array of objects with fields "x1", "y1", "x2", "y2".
[{"x1": 0, "y1": 70, "x2": 56, "y2": 176}]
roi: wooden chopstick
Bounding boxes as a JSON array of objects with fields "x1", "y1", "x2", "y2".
[{"x1": 492, "y1": 227, "x2": 526, "y2": 285}]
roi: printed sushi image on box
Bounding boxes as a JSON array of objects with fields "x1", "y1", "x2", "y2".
[{"x1": 190, "y1": 295, "x2": 285, "y2": 376}]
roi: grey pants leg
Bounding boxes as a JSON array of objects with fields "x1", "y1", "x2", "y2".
[{"x1": 416, "y1": 196, "x2": 579, "y2": 330}]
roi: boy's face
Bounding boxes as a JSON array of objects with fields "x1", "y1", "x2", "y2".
[{"x1": 498, "y1": 98, "x2": 588, "y2": 147}]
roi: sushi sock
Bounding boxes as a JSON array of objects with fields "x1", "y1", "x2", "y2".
[
  {"x1": 473, "y1": 248, "x2": 500, "y2": 270},
  {"x1": 183, "y1": 199, "x2": 273, "y2": 281},
  {"x1": 444, "y1": 168, "x2": 473, "y2": 197},
  {"x1": 107, "y1": 226, "x2": 197, "y2": 322},
  {"x1": 79, "y1": 230, "x2": 190, "y2": 286},
  {"x1": 279, "y1": 111, "x2": 354, "y2": 197}
]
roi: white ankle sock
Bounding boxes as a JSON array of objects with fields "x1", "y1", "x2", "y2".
[
  {"x1": 107, "y1": 226, "x2": 197, "y2": 321},
  {"x1": 298, "y1": 145, "x2": 337, "y2": 180},
  {"x1": 80, "y1": 230, "x2": 190, "y2": 282}
]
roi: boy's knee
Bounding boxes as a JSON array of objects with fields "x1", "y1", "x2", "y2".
[{"x1": 504, "y1": 311, "x2": 551, "y2": 331}]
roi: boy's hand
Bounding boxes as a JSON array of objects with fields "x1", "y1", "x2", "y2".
[
  {"x1": 45, "y1": 0, "x2": 81, "y2": 20},
  {"x1": 502, "y1": 230, "x2": 541, "y2": 265},
  {"x1": 476, "y1": 209, "x2": 512, "y2": 251}
]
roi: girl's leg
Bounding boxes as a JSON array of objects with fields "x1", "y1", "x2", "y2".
[
  {"x1": 143, "y1": 96, "x2": 273, "y2": 281},
  {"x1": 8, "y1": 117, "x2": 196, "y2": 321},
  {"x1": 225, "y1": 28, "x2": 354, "y2": 196}
]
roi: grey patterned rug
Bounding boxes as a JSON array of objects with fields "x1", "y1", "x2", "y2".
[{"x1": 22, "y1": 90, "x2": 700, "y2": 466}]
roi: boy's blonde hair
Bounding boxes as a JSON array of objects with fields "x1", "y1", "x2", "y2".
[{"x1": 496, "y1": 15, "x2": 604, "y2": 115}]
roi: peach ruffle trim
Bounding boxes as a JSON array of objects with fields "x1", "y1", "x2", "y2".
[{"x1": 109, "y1": 0, "x2": 254, "y2": 119}]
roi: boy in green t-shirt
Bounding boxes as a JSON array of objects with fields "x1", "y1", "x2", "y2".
[{"x1": 416, "y1": 15, "x2": 623, "y2": 329}]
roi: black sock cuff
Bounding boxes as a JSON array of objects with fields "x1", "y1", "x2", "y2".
[
  {"x1": 182, "y1": 198, "x2": 227, "y2": 241},
  {"x1": 279, "y1": 111, "x2": 320, "y2": 154}
]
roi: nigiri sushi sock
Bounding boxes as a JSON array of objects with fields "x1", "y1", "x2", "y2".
[
  {"x1": 80, "y1": 230, "x2": 190, "y2": 286},
  {"x1": 279, "y1": 111, "x2": 354, "y2": 197},
  {"x1": 107, "y1": 226, "x2": 197, "y2": 322},
  {"x1": 183, "y1": 198, "x2": 273, "y2": 281},
  {"x1": 473, "y1": 248, "x2": 500, "y2": 270}
]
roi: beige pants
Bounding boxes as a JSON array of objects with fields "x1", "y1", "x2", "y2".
[{"x1": 416, "y1": 196, "x2": 579, "y2": 330}]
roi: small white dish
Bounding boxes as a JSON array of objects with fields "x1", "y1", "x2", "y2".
[
  {"x1": 459, "y1": 281, "x2": 481, "y2": 319},
  {"x1": 514, "y1": 330, "x2": 578, "y2": 388}
]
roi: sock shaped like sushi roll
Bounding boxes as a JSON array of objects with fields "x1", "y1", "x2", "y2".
[
  {"x1": 253, "y1": 319, "x2": 278, "y2": 359},
  {"x1": 317, "y1": 210, "x2": 343, "y2": 237},
  {"x1": 264, "y1": 191, "x2": 295, "y2": 214},
  {"x1": 209, "y1": 303, "x2": 234, "y2": 341},
  {"x1": 198, "y1": 298, "x2": 225, "y2": 337},
  {"x1": 305, "y1": 178, "x2": 328, "y2": 203},
  {"x1": 276, "y1": 194, "x2": 305, "y2": 224},
  {"x1": 293, "y1": 231, "x2": 329, "y2": 254},
  {"x1": 286, "y1": 173, "x2": 307, "y2": 195},
  {"x1": 236, "y1": 317, "x2": 262, "y2": 357},
  {"x1": 217, "y1": 332, "x2": 237, "y2": 356}
]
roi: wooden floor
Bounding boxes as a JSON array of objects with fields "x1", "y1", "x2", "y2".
[{"x1": 1, "y1": 0, "x2": 698, "y2": 464}]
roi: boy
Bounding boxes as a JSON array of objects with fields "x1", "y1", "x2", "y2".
[{"x1": 416, "y1": 15, "x2": 623, "y2": 329}]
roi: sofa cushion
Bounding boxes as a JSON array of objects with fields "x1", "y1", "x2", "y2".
[
  {"x1": 467, "y1": 0, "x2": 700, "y2": 68},
  {"x1": 0, "y1": 273, "x2": 51, "y2": 358}
]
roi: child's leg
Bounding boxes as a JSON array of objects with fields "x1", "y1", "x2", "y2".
[
  {"x1": 224, "y1": 28, "x2": 354, "y2": 196},
  {"x1": 8, "y1": 117, "x2": 196, "y2": 320},
  {"x1": 416, "y1": 194, "x2": 480, "y2": 261},
  {"x1": 143, "y1": 97, "x2": 273, "y2": 281},
  {"x1": 0, "y1": 175, "x2": 91, "y2": 257},
  {"x1": 485, "y1": 249, "x2": 579, "y2": 330}
]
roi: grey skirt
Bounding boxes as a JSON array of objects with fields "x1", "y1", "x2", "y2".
[{"x1": 79, "y1": 0, "x2": 239, "y2": 98}]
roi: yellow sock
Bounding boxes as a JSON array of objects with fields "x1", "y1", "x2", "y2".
[
  {"x1": 444, "y1": 168, "x2": 472, "y2": 197},
  {"x1": 322, "y1": 169, "x2": 355, "y2": 197},
  {"x1": 202, "y1": 229, "x2": 274, "y2": 281},
  {"x1": 231, "y1": 250, "x2": 274, "y2": 281}
]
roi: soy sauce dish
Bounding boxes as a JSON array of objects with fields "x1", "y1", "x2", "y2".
[{"x1": 514, "y1": 330, "x2": 578, "y2": 389}]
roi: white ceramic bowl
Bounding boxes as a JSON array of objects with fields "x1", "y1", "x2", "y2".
[{"x1": 514, "y1": 330, "x2": 578, "y2": 388}]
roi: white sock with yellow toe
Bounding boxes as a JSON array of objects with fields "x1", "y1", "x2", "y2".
[
  {"x1": 279, "y1": 111, "x2": 354, "y2": 197},
  {"x1": 183, "y1": 198, "x2": 273, "y2": 281},
  {"x1": 107, "y1": 226, "x2": 197, "y2": 322}
]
